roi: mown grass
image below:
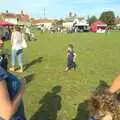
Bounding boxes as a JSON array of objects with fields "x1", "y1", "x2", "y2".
[{"x1": 6, "y1": 31, "x2": 120, "y2": 120}]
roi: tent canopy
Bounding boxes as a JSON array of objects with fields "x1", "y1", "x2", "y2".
[
  {"x1": 75, "y1": 23, "x2": 89, "y2": 26},
  {"x1": 0, "y1": 20, "x2": 14, "y2": 26},
  {"x1": 91, "y1": 21, "x2": 107, "y2": 32}
]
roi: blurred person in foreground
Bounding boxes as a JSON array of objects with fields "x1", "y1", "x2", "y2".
[
  {"x1": 88, "y1": 74, "x2": 120, "y2": 120},
  {"x1": 0, "y1": 36, "x2": 26, "y2": 120}
]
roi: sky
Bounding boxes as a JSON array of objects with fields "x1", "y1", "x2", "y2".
[{"x1": 0, "y1": 0, "x2": 120, "y2": 18}]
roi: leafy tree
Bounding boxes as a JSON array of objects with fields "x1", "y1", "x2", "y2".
[
  {"x1": 52, "y1": 19, "x2": 63, "y2": 27},
  {"x1": 99, "y1": 11, "x2": 115, "y2": 25},
  {"x1": 0, "y1": 15, "x2": 3, "y2": 20},
  {"x1": 88, "y1": 16, "x2": 97, "y2": 25}
]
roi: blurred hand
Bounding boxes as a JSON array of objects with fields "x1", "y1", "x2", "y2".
[{"x1": 109, "y1": 74, "x2": 120, "y2": 93}]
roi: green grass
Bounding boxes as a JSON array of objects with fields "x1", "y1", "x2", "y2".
[{"x1": 6, "y1": 31, "x2": 120, "y2": 120}]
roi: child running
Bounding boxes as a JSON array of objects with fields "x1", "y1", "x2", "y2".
[{"x1": 65, "y1": 44, "x2": 76, "y2": 72}]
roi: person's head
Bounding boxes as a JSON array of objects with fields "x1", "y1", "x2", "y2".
[
  {"x1": 15, "y1": 26, "x2": 21, "y2": 32},
  {"x1": 68, "y1": 44, "x2": 74, "y2": 52},
  {"x1": 88, "y1": 87, "x2": 120, "y2": 120}
]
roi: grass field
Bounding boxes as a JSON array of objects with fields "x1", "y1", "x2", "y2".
[{"x1": 7, "y1": 31, "x2": 120, "y2": 120}]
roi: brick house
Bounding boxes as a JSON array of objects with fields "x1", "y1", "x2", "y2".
[
  {"x1": 1, "y1": 11, "x2": 18, "y2": 24},
  {"x1": 32, "y1": 19, "x2": 53, "y2": 28},
  {"x1": 16, "y1": 10, "x2": 31, "y2": 25},
  {"x1": 0, "y1": 10, "x2": 31, "y2": 25}
]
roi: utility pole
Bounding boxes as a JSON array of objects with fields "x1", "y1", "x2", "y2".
[{"x1": 43, "y1": 8, "x2": 46, "y2": 18}]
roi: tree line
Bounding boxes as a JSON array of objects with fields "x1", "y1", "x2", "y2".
[
  {"x1": 88, "y1": 11, "x2": 117, "y2": 26},
  {"x1": 53, "y1": 11, "x2": 118, "y2": 28}
]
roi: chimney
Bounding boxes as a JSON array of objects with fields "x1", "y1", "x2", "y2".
[
  {"x1": 21, "y1": 10, "x2": 24, "y2": 15},
  {"x1": 6, "y1": 10, "x2": 8, "y2": 14}
]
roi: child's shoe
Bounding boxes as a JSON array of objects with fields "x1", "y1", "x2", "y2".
[
  {"x1": 16, "y1": 66, "x2": 24, "y2": 73},
  {"x1": 9, "y1": 67, "x2": 16, "y2": 72}
]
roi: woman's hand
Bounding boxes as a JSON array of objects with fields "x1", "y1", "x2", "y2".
[{"x1": 109, "y1": 74, "x2": 120, "y2": 93}]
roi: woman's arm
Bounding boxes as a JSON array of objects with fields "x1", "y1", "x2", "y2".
[
  {"x1": 67, "y1": 52, "x2": 69, "y2": 57},
  {"x1": 0, "y1": 79, "x2": 25, "y2": 120},
  {"x1": 73, "y1": 53, "x2": 77, "y2": 62},
  {"x1": 10, "y1": 32, "x2": 14, "y2": 45},
  {"x1": 12, "y1": 79, "x2": 25, "y2": 113}
]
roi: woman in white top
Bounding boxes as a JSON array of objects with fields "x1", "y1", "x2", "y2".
[{"x1": 10, "y1": 26, "x2": 24, "y2": 73}]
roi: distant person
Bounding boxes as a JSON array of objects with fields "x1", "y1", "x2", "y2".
[
  {"x1": 105, "y1": 27, "x2": 109, "y2": 34},
  {"x1": 10, "y1": 26, "x2": 25, "y2": 73},
  {"x1": 64, "y1": 44, "x2": 76, "y2": 72},
  {"x1": 25, "y1": 27, "x2": 31, "y2": 41},
  {"x1": 88, "y1": 74, "x2": 120, "y2": 120},
  {"x1": 0, "y1": 37, "x2": 26, "y2": 120}
]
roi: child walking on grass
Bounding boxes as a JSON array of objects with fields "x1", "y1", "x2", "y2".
[{"x1": 65, "y1": 44, "x2": 76, "y2": 72}]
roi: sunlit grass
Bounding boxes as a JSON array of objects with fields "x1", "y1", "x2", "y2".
[{"x1": 6, "y1": 31, "x2": 120, "y2": 120}]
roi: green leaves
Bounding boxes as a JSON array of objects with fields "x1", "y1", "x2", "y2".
[{"x1": 99, "y1": 11, "x2": 116, "y2": 25}]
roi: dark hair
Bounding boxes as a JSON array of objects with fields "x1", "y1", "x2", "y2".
[
  {"x1": 68, "y1": 44, "x2": 74, "y2": 50},
  {"x1": 88, "y1": 87, "x2": 120, "y2": 120},
  {"x1": 15, "y1": 26, "x2": 21, "y2": 32},
  {"x1": 0, "y1": 54, "x2": 8, "y2": 71},
  {"x1": 0, "y1": 36, "x2": 5, "y2": 41}
]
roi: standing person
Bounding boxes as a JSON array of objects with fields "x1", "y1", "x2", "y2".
[
  {"x1": 65, "y1": 44, "x2": 77, "y2": 72},
  {"x1": 25, "y1": 27, "x2": 31, "y2": 41},
  {"x1": 0, "y1": 36, "x2": 26, "y2": 120},
  {"x1": 10, "y1": 26, "x2": 24, "y2": 73}
]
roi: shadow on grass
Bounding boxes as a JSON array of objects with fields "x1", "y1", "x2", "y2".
[
  {"x1": 73, "y1": 100, "x2": 89, "y2": 120},
  {"x1": 24, "y1": 56, "x2": 43, "y2": 71},
  {"x1": 24, "y1": 73, "x2": 35, "y2": 85},
  {"x1": 73, "y1": 80, "x2": 109, "y2": 120},
  {"x1": 30, "y1": 85, "x2": 62, "y2": 120},
  {"x1": 96, "y1": 80, "x2": 109, "y2": 90}
]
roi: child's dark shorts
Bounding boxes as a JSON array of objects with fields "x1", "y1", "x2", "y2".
[{"x1": 67, "y1": 60, "x2": 76, "y2": 69}]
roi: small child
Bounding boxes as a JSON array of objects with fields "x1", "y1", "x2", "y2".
[{"x1": 65, "y1": 44, "x2": 76, "y2": 72}]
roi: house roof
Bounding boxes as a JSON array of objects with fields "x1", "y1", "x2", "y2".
[
  {"x1": 32, "y1": 19, "x2": 53, "y2": 24},
  {"x1": 17, "y1": 14, "x2": 30, "y2": 22},
  {"x1": 1, "y1": 12, "x2": 30, "y2": 22},
  {"x1": 1, "y1": 12, "x2": 16, "y2": 19}
]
